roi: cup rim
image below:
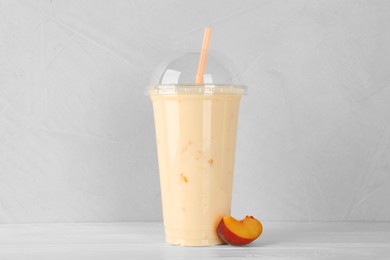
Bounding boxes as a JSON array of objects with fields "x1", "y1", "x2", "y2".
[{"x1": 147, "y1": 84, "x2": 247, "y2": 96}]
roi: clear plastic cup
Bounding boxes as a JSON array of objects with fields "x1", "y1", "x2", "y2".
[{"x1": 148, "y1": 52, "x2": 246, "y2": 246}]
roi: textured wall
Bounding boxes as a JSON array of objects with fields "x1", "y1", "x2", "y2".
[{"x1": 1, "y1": 0, "x2": 390, "y2": 223}]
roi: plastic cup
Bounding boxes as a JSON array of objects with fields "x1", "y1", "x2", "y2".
[
  {"x1": 148, "y1": 51, "x2": 246, "y2": 246},
  {"x1": 148, "y1": 83, "x2": 245, "y2": 246}
]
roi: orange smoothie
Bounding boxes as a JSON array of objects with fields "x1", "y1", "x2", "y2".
[{"x1": 149, "y1": 85, "x2": 244, "y2": 246}]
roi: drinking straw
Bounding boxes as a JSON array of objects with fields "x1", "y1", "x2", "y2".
[{"x1": 195, "y1": 27, "x2": 212, "y2": 85}]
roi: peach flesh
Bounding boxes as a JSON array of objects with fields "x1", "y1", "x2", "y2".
[{"x1": 216, "y1": 216, "x2": 262, "y2": 246}]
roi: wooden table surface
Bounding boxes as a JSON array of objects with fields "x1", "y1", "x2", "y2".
[{"x1": 1, "y1": 222, "x2": 389, "y2": 259}]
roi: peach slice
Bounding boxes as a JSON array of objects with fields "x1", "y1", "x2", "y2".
[{"x1": 216, "y1": 216, "x2": 263, "y2": 246}]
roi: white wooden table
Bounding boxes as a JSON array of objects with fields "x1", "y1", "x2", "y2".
[{"x1": 0, "y1": 222, "x2": 389, "y2": 259}]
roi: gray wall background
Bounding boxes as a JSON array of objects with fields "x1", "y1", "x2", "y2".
[{"x1": 1, "y1": 0, "x2": 390, "y2": 223}]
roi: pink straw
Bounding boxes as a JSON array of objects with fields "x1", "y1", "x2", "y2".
[{"x1": 195, "y1": 27, "x2": 212, "y2": 85}]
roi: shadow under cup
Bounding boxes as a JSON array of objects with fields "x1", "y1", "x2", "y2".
[{"x1": 148, "y1": 85, "x2": 245, "y2": 246}]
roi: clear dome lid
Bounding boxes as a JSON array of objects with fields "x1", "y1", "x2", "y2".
[{"x1": 148, "y1": 51, "x2": 247, "y2": 95}]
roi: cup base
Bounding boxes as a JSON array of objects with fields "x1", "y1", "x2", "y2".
[
  {"x1": 166, "y1": 236, "x2": 224, "y2": 247},
  {"x1": 164, "y1": 227, "x2": 225, "y2": 246}
]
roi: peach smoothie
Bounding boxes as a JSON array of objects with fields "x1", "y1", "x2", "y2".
[{"x1": 149, "y1": 85, "x2": 244, "y2": 246}]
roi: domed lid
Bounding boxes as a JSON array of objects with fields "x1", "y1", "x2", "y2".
[{"x1": 148, "y1": 51, "x2": 247, "y2": 95}]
